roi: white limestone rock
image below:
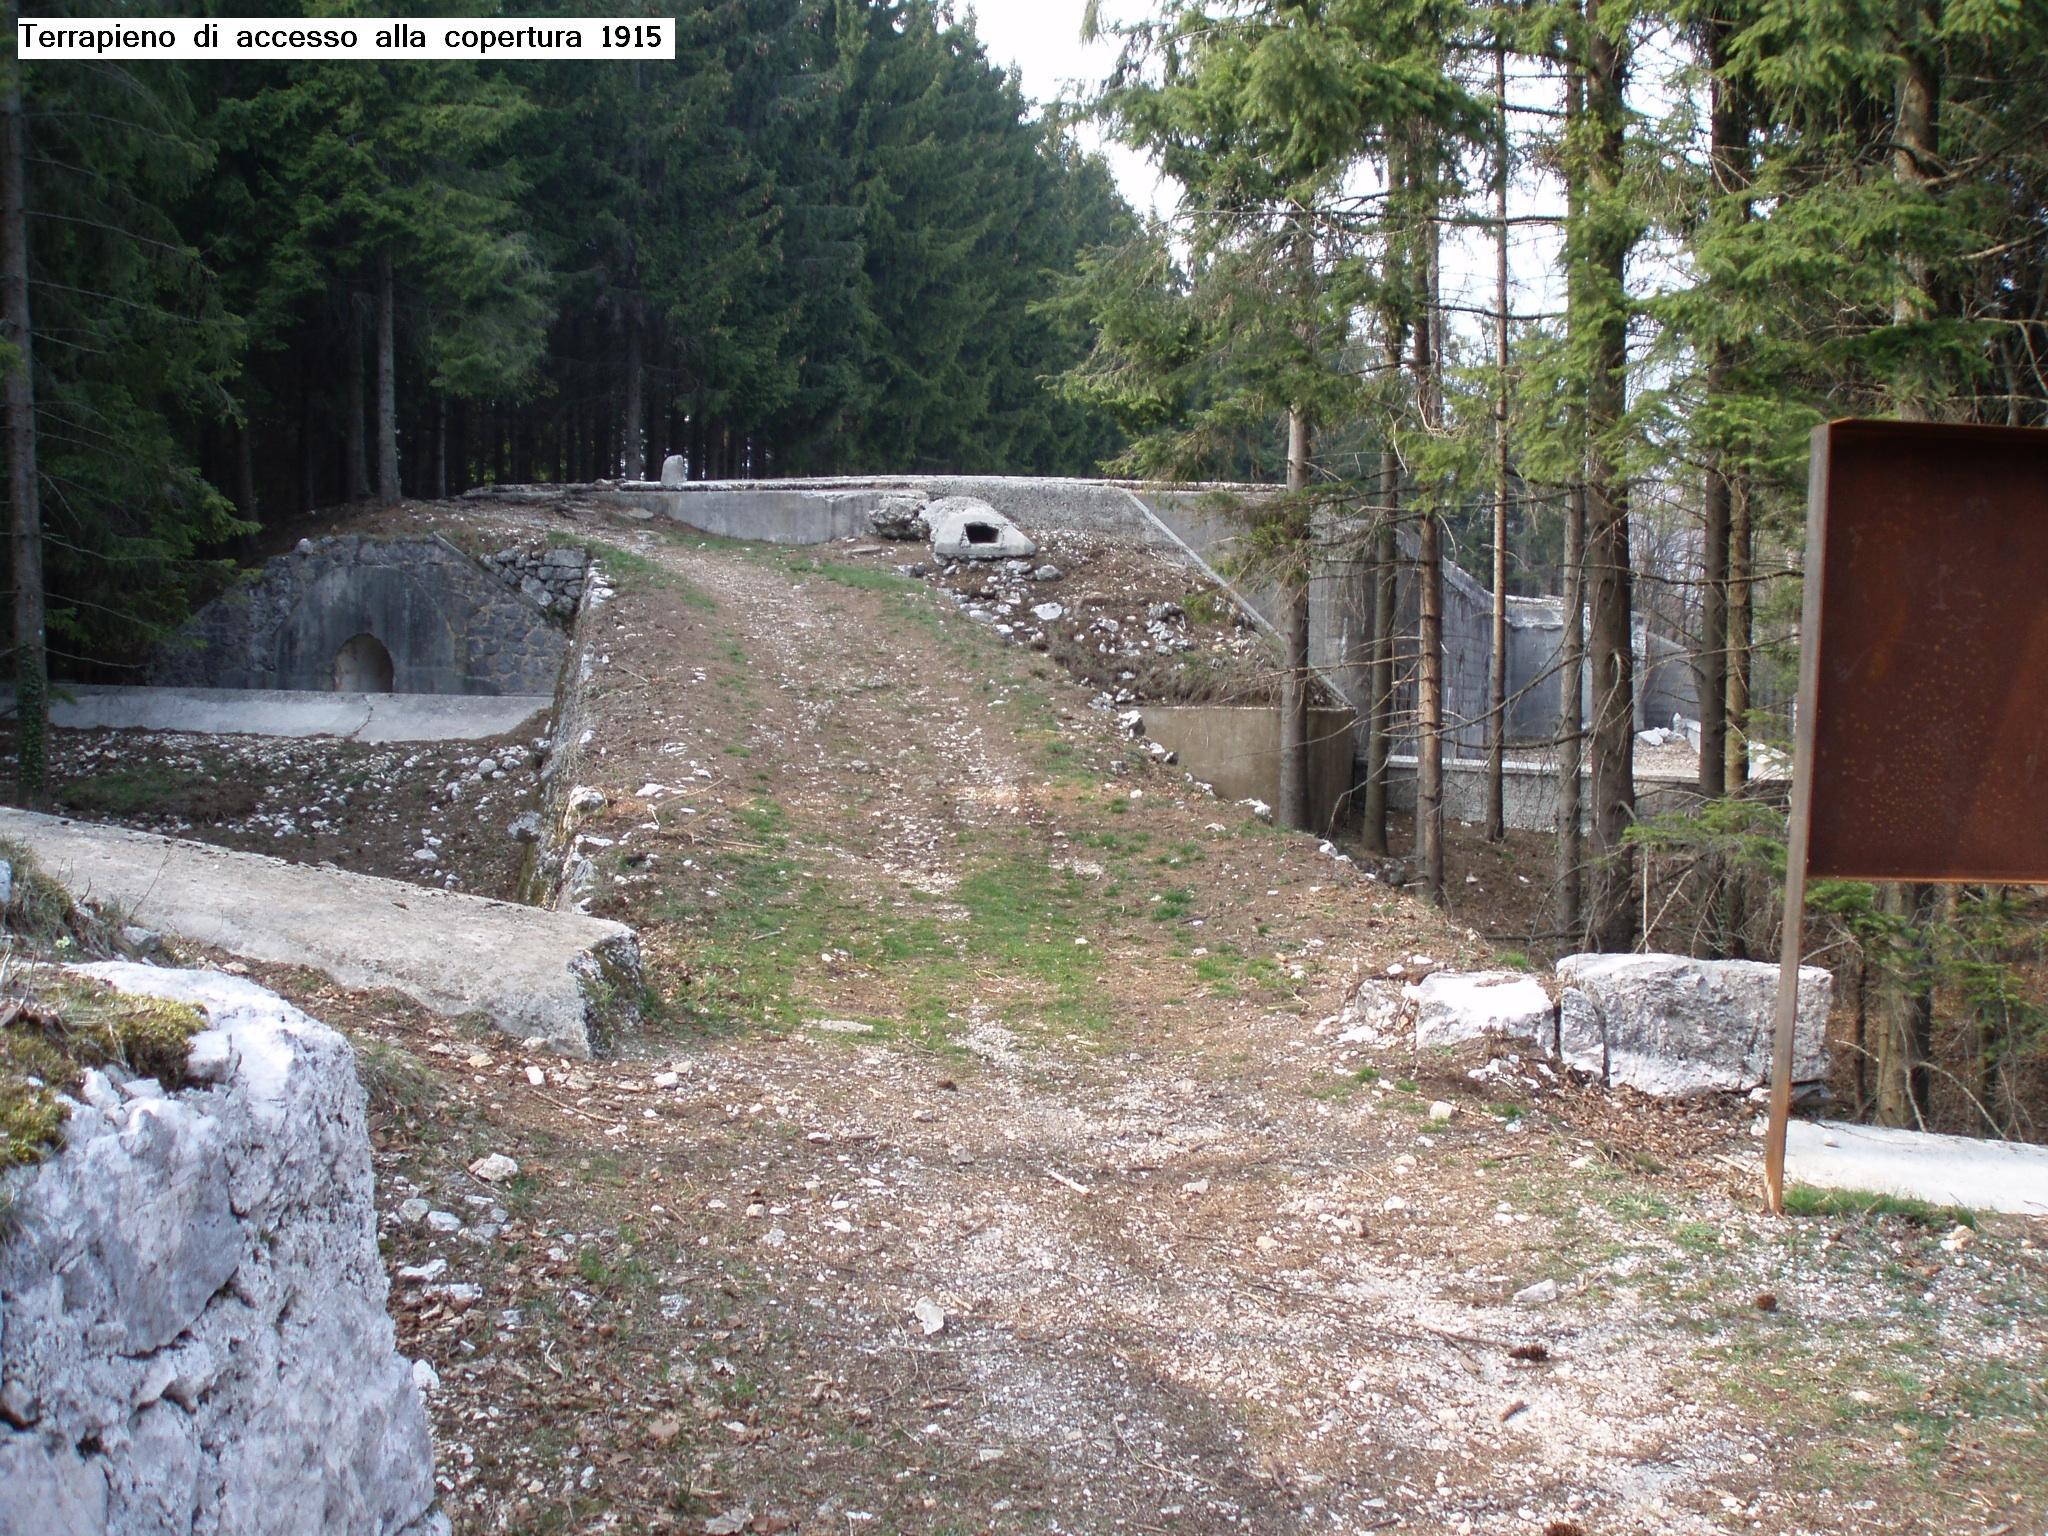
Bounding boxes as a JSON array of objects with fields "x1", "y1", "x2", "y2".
[
  {"x1": 1406, "y1": 970, "x2": 1555, "y2": 1050},
  {"x1": 926, "y1": 497, "x2": 1037, "y2": 561},
  {"x1": 0, "y1": 964, "x2": 439, "y2": 1536},
  {"x1": 868, "y1": 493, "x2": 931, "y2": 541},
  {"x1": 1554, "y1": 952, "x2": 1832, "y2": 1097}
]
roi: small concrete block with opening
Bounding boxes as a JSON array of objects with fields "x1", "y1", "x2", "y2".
[{"x1": 926, "y1": 497, "x2": 1037, "y2": 561}]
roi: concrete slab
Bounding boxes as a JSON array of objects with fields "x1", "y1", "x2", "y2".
[
  {"x1": 0, "y1": 809, "x2": 638, "y2": 1057},
  {"x1": 1785, "y1": 1119, "x2": 2048, "y2": 1217},
  {"x1": 0, "y1": 685, "x2": 551, "y2": 742}
]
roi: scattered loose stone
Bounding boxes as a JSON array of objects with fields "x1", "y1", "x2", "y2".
[
  {"x1": 912, "y1": 1297, "x2": 947, "y2": 1336},
  {"x1": 1513, "y1": 1279, "x2": 1560, "y2": 1306},
  {"x1": 467, "y1": 1153, "x2": 520, "y2": 1183}
]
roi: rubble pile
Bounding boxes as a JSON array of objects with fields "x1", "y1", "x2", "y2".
[
  {"x1": 43, "y1": 730, "x2": 545, "y2": 898},
  {"x1": 909, "y1": 533, "x2": 1267, "y2": 710}
]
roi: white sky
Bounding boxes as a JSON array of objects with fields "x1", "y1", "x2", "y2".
[
  {"x1": 968, "y1": 3, "x2": 1704, "y2": 370},
  {"x1": 965, "y1": 0, "x2": 1172, "y2": 218}
]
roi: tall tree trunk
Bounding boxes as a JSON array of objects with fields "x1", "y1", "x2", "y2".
[
  {"x1": 433, "y1": 395, "x2": 448, "y2": 500},
  {"x1": 1278, "y1": 406, "x2": 1312, "y2": 833},
  {"x1": 620, "y1": 315, "x2": 644, "y2": 480},
  {"x1": 1414, "y1": 201, "x2": 1446, "y2": 906},
  {"x1": 1363, "y1": 429, "x2": 1400, "y2": 854},
  {"x1": 236, "y1": 423, "x2": 259, "y2": 523},
  {"x1": 1699, "y1": 446, "x2": 1731, "y2": 802},
  {"x1": 3, "y1": 50, "x2": 47, "y2": 807},
  {"x1": 297, "y1": 359, "x2": 316, "y2": 513},
  {"x1": 344, "y1": 295, "x2": 371, "y2": 501},
  {"x1": 1872, "y1": 5, "x2": 1943, "y2": 1123},
  {"x1": 374, "y1": 251, "x2": 399, "y2": 505},
  {"x1": 1874, "y1": 882, "x2": 1937, "y2": 1126},
  {"x1": 1556, "y1": 481, "x2": 1587, "y2": 943},
  {"x1": 1695, "y1": 8, "x2": 1746, "y2": 803},
  {"x1": 1582, "y1": 1, "x2": 1637, "y2": 952},
  {"x1": 1555, "y1": 64, "x2": 1588, "y2": 945},
  {"x1": 1485, "y1": 35, "x2": 1512, "y2": 843},
  {"x1": 1725, "y1": 477, "x2": 1751, "y2": 788}
]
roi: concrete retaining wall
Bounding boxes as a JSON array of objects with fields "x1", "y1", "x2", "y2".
[
  {"x1": 153, "y1": 536, "x2": 568, "y2": 697},
  {"x1": 0, "y1": 965, "x2": 442, "y2": 1536},
  {"x1": 1142, "y1": 705, "x2": 1358, "y2": 835},
  {"x1": 1383, "y1": 756, "x2": 1713, "y2": 832}
]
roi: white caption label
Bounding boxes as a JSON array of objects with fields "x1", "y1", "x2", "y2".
[{"x1": 17, "y1": 17, "x2": 676, "y2": 61}]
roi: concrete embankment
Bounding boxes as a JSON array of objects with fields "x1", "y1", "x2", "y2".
[{"x1": 0, "y1": 809, "x2": 639, "y2": 1056}]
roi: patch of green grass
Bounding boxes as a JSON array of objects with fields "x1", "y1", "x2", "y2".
[
  {"x1": 1307, "y1": 1066, "x2": 1381, "y2": 1101},
  {"x1": 656, "y1": 802, "x2": 1110, "y2": 1044},
  {"x1": 582, "y1": 540, "x2": 718, "y2": 610},
  {"x1": 1781, "y1": 1184, "x2": 1976, "y2": 1229},
  {"x1": 351, "y1": 1037, "x2": 438, "y2": 1119},
  {"x1": 1189, "y1": 944, "x2": 1288, "y2": 999},
  {"x1": 789, "y1": 556, "x2": 922, "y2": 595},
  {"x1": 1, "y1": 972, "x2": 207, "y2": 1172},
  {"x1": 1150, "y1": 886, "x2": 1195, "y2": 923},
  {"x1": 1496, "y1": 950, "x2": 1533, "y2": 972},
  {"x1": 59, "y1": 764, "x2": 216, "y2": 818}
]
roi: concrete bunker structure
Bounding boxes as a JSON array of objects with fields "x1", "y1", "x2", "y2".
[
  {"x1": 153, "y1": 535, "x2": 577, "y2": 697},
  {"x1": 333, "y1": 631, "x2": 396, "y2": 693}
]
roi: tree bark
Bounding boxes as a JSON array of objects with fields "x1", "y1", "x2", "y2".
[
  {"x1": 1414, "y1": 206, "x2": 1445, "y2": 906},
  {"x1": 1485, "y1": 34, "x2": 1511, "y2": 843},
  {"x1": 3, "y1": 49, "x2": 48, "y2": 807},
  {"x1": 1278, "y1": 405, "x2": 1313, "y2": 833},
  {"x1": 620, "y1": 315, "x2": 645, "y2": 480},
  {"x1": 433, "y1": 395, "x2": 448, "y2": 500},
  {"x1": 1874, "y1": 881, "x2": 1937, "y2": 1126},
  {"x1": 1695, "y1": 7, "x2": 1747, "y2": 803},
  {"x1": 344, "y1": 294, "x2": 371, "y2": 501},
  {"x1": 297, "y1": 359, "x2": 315, "y2": 513},
  {"x1": 1556, "y1": 481, "x2": 1587, "y2": 944},
  {"x1": 1698, "y1": 451, "x2": 1730, "y2": 802},
  {"x1": 374, "y1": 251, "x2": 399, "y2": 505},
  {"x1": 1582, "y1": 0, "x2": 1637, "y2": 952},
  {"x1": 1871, "y1": 4, "x2": 1943, "y2": 1126},
  {"x1": 236, "y1": 423, "x2": 259, "y2": 523},
  {"x1": 1363, "y1": 433, "x2": 1400, "y2": 854},
  {"x1": 1725, "y1": 477, "x2": 1751, "y2": 788}
]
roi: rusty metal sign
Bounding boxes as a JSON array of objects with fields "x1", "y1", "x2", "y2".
[
  {"x1": 1766, "y1": 418, "x2": 2048, "y2": 1212},
  {"x1": 1800, "y1": 420, "x2": 2048, "y2": 882}
]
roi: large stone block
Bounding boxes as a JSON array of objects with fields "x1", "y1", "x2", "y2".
[
  {"x1": 1406, "y1": 971, "x2": 1554, "y2": 1050},
  {"x1": 1555, "y1": 952, "x2": 1831, "y2": 1097},
  {"x1": 0, "y1": 966, "x2": 439, "y2": 1536}
]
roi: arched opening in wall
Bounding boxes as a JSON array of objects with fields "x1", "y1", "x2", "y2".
[{"x1": 333, "y1": 632, "x2": 396, "y2": 693}]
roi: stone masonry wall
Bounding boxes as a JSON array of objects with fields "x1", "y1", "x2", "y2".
[
  {"x1": 152, "y1": 536, "x2": 573, "y2": 696},
  {"x1": 0, "y1": 965, "x2": 442, "y2": 1536}
]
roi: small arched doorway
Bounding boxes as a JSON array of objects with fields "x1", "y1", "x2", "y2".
[{"x1": 333, "y1": 632, "x2": 396, "y2": 693}]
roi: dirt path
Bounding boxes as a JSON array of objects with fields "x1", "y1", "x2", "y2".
[{"x1": 300, "y1": 517, "x2": 2045, "y2": 1536}]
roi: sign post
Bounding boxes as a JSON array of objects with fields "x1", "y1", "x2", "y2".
[{"x1": 1765, "y1": 419, "x2": 2048, "y2": 1213}]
